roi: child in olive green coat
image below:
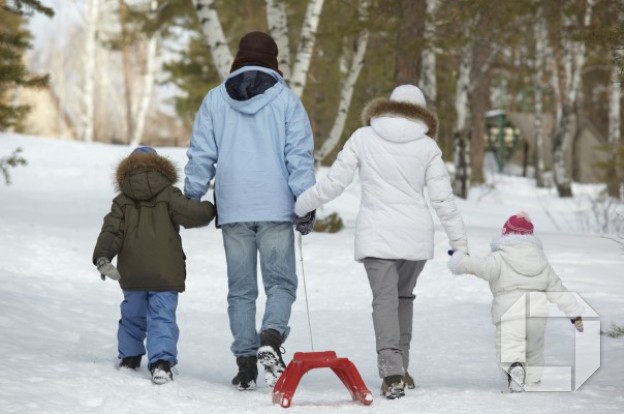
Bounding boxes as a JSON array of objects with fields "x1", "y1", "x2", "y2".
[{"x1": 93, "y1": 146, "x2": 214, "y2": 384}]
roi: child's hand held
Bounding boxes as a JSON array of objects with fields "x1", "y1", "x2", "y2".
[
  {"x1": 96, "y1": 257, "x2": 121, "y2": 281},
  {"x1": 571, "y1": 316, "x2": 584, "y2": 333}
]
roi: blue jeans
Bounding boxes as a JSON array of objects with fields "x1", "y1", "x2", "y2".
[
  {"x1": 117, "y1": 291, "x2": 179, "y2": 368},
  {"x1": 222, "y1": 221, "x2": 297, "y2": 357}
]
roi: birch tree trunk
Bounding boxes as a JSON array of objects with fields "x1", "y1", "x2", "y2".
[
  {"x1": 608, "y1": 64, "x2": 621, "y2": 148},
  {"x1": 129, "y1": 0, "x2": 159, "y2": 147},
  {"x1": 454, "y1": 45, "x2": 472, "y2": 142},
  {"x1": 419, "y1": 0, "x2": 439, "y2": 106},
  {"x1": 607, "y1": 55, "x2": 622, "y2": 198},
  {"x1": 80, "y1": 0, "x2": 99, "y2": 142},
  {"x1": 289, "y1": 0, "x2": 324, "y2": 97},
  {"x1": 551, "y1": 47, "x2": 576, "y2": 199},
  {"x1": 316, "y1": 0, "x2": 369, "y2": 163},
  {"x1": 193, "y1": 0, "x2": 233, "y2": 81},
  {"x1": 452, "y1": 40, "x2": 473, "y2": 198},
  {"x1": 551, "y1": 0, "x2": 594, "y2": 198},
  {"x1": 265, "y1": 0, "x2": 291, "y2": 82},
  {"x1": 119, "y1": 0, "x2": 134, "y2": 140},
  {"x1": 533, "y1": 2, "x2": 547, "y2": 187}
]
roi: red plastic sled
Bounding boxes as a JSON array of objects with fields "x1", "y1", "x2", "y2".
[{"x1": 272, "y1": 351, "x2": 373, "y2": 408}]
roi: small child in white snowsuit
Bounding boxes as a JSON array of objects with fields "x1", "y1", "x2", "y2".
[{"x1": 448, "y1": 212, "x2": 584, "y2": 392}]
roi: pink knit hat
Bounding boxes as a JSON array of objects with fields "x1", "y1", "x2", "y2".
[{"x1": 502, "y1": 212, "x2": 534, "y2": 235}]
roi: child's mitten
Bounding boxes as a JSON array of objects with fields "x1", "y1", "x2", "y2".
[
  {"x1": 96, "y1": 257, "x2": 121, "y2": 281},
  {"x1": 447, "y1": 250, "x2": 469, "y2": 275},
  {"x1": 571, "y1": 316, "x2": 584, "y2": 332}
]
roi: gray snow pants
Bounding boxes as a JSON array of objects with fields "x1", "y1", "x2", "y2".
[{"x1": 362, "y1": 258, "x2": 426, "y2": 379}]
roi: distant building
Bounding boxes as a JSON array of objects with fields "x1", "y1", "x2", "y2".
[{"x1": 485, "y1": 111, "x2": 608, "y2": 184}]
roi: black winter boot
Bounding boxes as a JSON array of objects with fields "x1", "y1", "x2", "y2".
[
  {"x1": 119, "y1": 355, "x2": 142, "y2": 370},
  {"x1": 150, "y1": 360, "x2": 173, "y2": 385},
  {"x1": 257, "y1": 329, "x2": 286, "y2": 386},
  {"x1": 232, "y1": 356, "x2": 258, "y2": 391}
]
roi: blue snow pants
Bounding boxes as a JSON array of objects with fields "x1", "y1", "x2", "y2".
[{"x1": 117, "y1": 290, "x2": 179, "y2": 368}]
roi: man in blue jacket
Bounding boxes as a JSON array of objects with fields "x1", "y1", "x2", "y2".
[{"x1": 184, "y1": 31, "x2": 316, "y2": 391}]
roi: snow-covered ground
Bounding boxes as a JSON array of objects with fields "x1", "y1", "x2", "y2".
[{"x1": 1, "y1": 133, "x2": 623, "y2": 414}]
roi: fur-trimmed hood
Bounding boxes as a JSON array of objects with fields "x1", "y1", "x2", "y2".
[
  {"x1": 362, "y1": 98, "x2": 438, "y2": 139},
  {"x1": 115, "y1": 152, "x2": 178, "y2": 201}
]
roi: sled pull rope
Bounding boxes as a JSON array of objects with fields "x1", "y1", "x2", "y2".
[{"x1": 298, "y1": 233, "x2": 314, "y2": 351}]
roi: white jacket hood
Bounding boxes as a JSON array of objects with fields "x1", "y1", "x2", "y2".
[
  {"x1": 370, "y1": 117, "x2": 429, "y2": 144},
  {"x1": 491, "y1": 235, "x2": 548, "y2": 277},
  {"x1": 362, "y1": 95, "x2": 439, "y2": 139}
]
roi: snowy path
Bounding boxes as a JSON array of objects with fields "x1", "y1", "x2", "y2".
[{"x1": 1, "y1": 134, "x2": 623, "y2": 413}]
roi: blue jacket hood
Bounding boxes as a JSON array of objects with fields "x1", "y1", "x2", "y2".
[{"x1": 221, "y1": 66, "x2": 285, "y2": 115}]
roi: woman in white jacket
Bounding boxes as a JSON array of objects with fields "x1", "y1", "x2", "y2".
[
  {"x1": 448, "y1": 212, "x2": 584, "y2": 392},
  {"x1": 295, "y1": 85, "x2": 468, "y2": 399}
]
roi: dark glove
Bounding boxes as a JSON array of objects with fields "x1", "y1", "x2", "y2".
[
  {"x1": 96, "y1": 257, "x2": 121, "y2": 281},
  {"x1": 295, "y1": 210, "x2": 316, "y2": 235},
  {"x1": 213, "y1": 188, "x2": 221, "y2": 229},
  {"x1": 571, "y1": 316, "x2": 584, "y2": 332}
]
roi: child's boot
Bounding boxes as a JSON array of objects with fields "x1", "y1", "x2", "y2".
[
  {"x1": 507, "y1": 362, "x2": 525, "y2": 393},
  {"x1": 119, "y1": 355, "x2": 142, "y2": 370},
  {"x1": 150, "y1": 360, "x2": 173, "y2": 385}
]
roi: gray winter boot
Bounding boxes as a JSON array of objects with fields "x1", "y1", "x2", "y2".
[
  {"x1": 403, "y1": 371, "x2": 415, "y2": 389},
  {"x1": 381, "y1": 375, "x2": 405, "y2": 399}
]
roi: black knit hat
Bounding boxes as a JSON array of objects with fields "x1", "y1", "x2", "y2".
[{"x1": 230, "y1": 31, "x2": 282, "y2": 75}]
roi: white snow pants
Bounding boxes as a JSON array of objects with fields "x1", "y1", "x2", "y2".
[
  {"x1": 363, "y1": 258, "x2": 426, "y2": 379},
  {"x1": 495, "y1": 317, "x2": 547, "y2": 384}
]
